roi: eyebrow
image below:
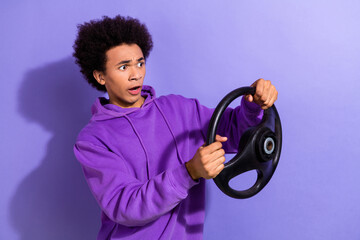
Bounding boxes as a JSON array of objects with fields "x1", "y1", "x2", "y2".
[{"x1": 116, "y1": 57, "x2": 144, "y2": 66}]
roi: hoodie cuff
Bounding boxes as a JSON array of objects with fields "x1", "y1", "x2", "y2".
[
  {"x1": 241, "y1": 97, "x2": 263, "y2": 115},
  {"x1": 168, "y1": 164, "x2": 199, "y2": 198}
]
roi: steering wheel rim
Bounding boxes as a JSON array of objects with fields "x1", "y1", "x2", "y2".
[{"x1": 206, "y1": 86, "x2": 282, "y2": 199}]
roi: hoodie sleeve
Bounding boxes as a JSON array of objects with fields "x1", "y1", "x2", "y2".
[
  {"x1": 74, "y1": 141, "x2": 198, "y2": 227},
  {"x1": 194, "y1": 97, "x2": 263, "y2": 153}
]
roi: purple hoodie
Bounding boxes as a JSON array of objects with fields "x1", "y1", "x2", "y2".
[{"x1": 74, "y1": 85, "x2": 263, "y2": 239}]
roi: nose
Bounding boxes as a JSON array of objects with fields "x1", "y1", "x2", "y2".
[{"x1": 129, "y1": 66, "x2": 142, "y2": 81}]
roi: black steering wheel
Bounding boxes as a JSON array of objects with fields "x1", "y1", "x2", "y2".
[{"x1": 206, "y1": 87, "x2": 282, "y2": 199}]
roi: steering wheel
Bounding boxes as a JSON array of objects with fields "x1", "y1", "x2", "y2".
[{"x1": 206, "y1": 87, "x2": 282, "y2": 199}]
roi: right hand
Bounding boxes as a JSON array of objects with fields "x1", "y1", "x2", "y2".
[{"x1": 185, "y1": 135, "x2": 227, "y2": 180}]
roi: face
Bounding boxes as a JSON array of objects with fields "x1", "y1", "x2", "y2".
[{"x1": 93, "y1": 44, "x2": 146, "y2": 108}]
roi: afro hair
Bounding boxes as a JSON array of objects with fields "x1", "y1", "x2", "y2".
[{"x1": 73, "y1": 15, "x2": 153, "y2": 92}]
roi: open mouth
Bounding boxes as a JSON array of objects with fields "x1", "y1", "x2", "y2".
[{"x1": 128, "y1": 86, "x2": 141, "y2": 95}]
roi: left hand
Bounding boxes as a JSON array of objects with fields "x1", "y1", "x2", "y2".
[{"x1": 245, "y1": 78, "x2": 278, "y2": 110}]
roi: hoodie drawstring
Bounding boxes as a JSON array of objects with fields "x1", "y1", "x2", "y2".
[
  {"x1": 123, "y1": 115, "x2": 150, "y2": 180},
  {"x1": 154, "y1": 101, "x2": 184, "y2": 164}
]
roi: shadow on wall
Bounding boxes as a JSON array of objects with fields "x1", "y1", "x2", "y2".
[{"x1": 10, "y1": 57, "x2": 101, "y2": 240}]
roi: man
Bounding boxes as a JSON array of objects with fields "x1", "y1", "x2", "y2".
[{"x1": 73, "y1": 15, "x2": 277, "y2": 239}]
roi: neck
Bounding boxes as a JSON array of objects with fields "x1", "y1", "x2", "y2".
[{"x1": 110, "y1": 96, "x2": 145, "y2": 108}]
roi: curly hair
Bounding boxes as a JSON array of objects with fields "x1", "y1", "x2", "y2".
[{"x1": 73, "y1": 15, "x2": 153, "y2": 92}]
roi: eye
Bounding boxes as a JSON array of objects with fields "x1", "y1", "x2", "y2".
[
  {"x1": 137, "y1": 62, "x2": 144, "y2": 67},
  {"x1": 119, "y1": 65, "x2": 126, "y2": 70}
]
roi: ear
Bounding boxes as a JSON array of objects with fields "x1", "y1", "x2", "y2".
[{"x1": 93, "y1": 70, "x2": 106, "y2": 85}]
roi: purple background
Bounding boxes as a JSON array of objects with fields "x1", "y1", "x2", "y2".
[{"x1": 1, "y1": 0, "x2": 360, "y2": 239}]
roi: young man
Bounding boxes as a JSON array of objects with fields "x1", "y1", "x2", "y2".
[{"x1": 73, "y1": 15, "x2": 278, "y2": 240}]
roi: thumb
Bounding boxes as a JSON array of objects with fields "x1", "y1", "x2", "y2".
[
  {"x1": 245, "y1": 95, "x2": 253, "y2": 102},
  {"x1": 215, "y1": 135, "x2": 228, "y2": 142}
]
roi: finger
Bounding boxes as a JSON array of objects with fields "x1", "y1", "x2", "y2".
[
  {"x1": 209, "y1": 148, "x2": 226, "y2": 162},
  {"x1": 250, "y1": 80, "x2": 258, "y2": 101},
  {"x1": 215, "y1": 157, "x2": 226, "y2": 168},
  {"x1": 263, "y1": 84, "x2": 277, "y2": 107},
  {"x1": 215, "y1": 134, "x2": 228, "y2": 142},
  {"x1": 202, "y1": 141, "x2": 223, "y2": 154},
  {"x1": 266, "y1": 89, "x2": 278, "y2": 108},
  {"x1": 261, "y1": 104, "x2": 269, "y2": 110},
  {"x1": 254, "y1": 79, "x2": 265, "y2": 101},
  {"x1": 207, "y1": 153, "x2": 226, "y2": 166},
  {"x1": 259, "y1": 80, "x2": 272, "y2": 103},
  {"x1": 245, "y1": 94, "x2": 253, "y2": 102},
  {"x1": 250, "y1": 78, "x2": 260, "y2": 87},
  {"x1": 206, "y1": 157, "x2": 225, "y2": 177},
  {"x1": 263, "y1": 84, "x2": 275, "y2": 106},
  {"x1": 212, "y1": 161, "x2": 225, "y2": 177},
  {"x1": 202, "y1": 136, "x2": 226, "y2": 153}
]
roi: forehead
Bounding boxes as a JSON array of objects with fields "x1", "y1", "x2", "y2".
[{"x1": 106, "y1": 44, "x2": 144, "y2": 63}]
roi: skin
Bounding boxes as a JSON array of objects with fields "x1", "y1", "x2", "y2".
[
  {"x1": 245, "y1": 78, "x2": 278, "y2": 110},
  {"x1": 186, "y1": 135, "x2": 228, "y2": 180},
  {"x1": 93, "y1": 44, "x2": 278, "y2": 180},
  {"x1": 93, "y1": 43, "x2": 146, "y2": 108}
]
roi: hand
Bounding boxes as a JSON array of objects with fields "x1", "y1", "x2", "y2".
[
  {"x1": 185, "y1": 135, "x2": 227, "y2": 180},
  {"x1": 245, "y1": 78, "x2": 278, "y2": 110}
]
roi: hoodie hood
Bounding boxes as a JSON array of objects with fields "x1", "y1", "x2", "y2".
[
  {"x1": 88, "y1": 84, "x2": 181, "y2": 181},
  {"x1": 90, "y1": 85, "x2": 156, "y2": 122}
]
